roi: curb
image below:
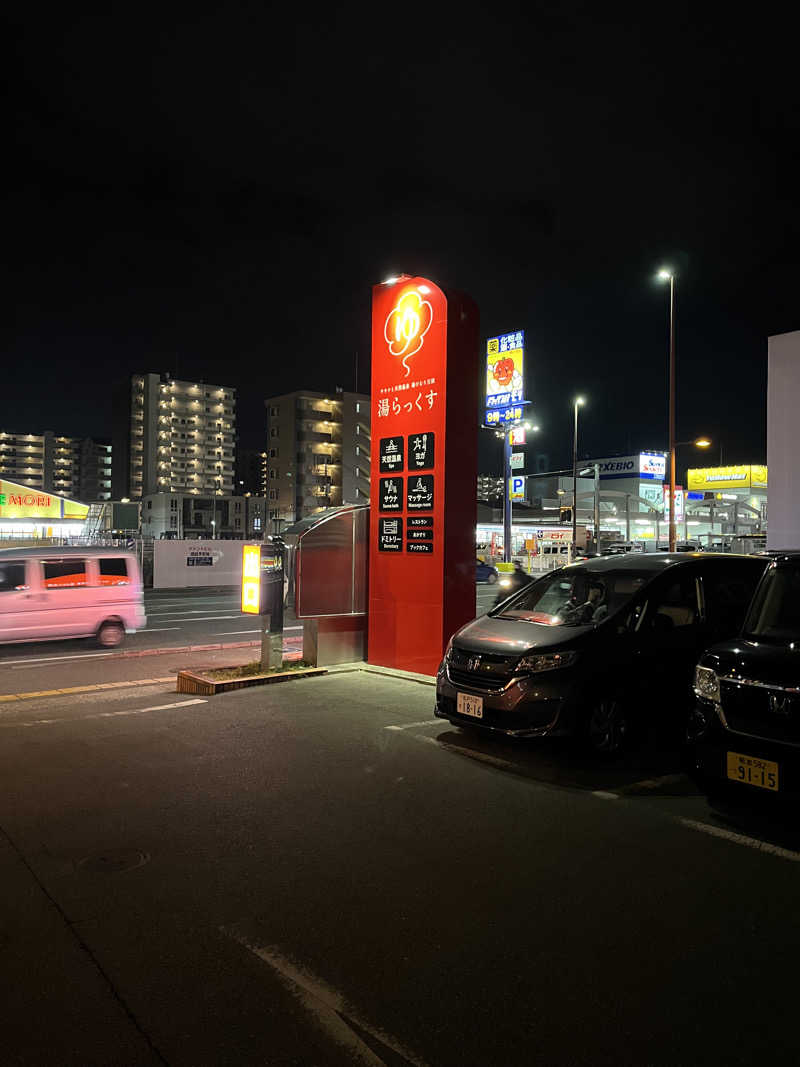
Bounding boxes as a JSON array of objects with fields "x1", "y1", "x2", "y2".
[
  {"x1": 326, "y1": 662, "x2": 437, "y2": 687},
  {"x1": 177, "y1": 666, "x2": 327, "y2": 695},
  {"x1": 120, "y1": 636, "x2": 303, "y2": 660},
  {"x1": 118, "y1": 640, "x2": 260, "y2": 659}
]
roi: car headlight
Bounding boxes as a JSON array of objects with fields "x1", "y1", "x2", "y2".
[
  {"x1": 694, "y1": 665, "x2": 720, "y2": 703},
  {"x1": 517, "y1": 650, "x2": 578, "y2": 673}
]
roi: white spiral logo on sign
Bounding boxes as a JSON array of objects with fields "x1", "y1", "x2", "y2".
[{"x1": 384, "y1": 288, "x2": 433, "y2": 376}]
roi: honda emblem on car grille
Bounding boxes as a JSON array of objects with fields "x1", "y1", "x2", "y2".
[
  {"x1": 768, "y1": 693, "x2": 791, "y2": 716},
  {"x1": 467, "y1": 656, "x2": 482, "y2": 671}
]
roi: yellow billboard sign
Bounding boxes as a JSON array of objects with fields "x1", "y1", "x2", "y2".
[
  {"x1": 686, "y1": 465, "x2": 768, "y2": 492},
  {"x1": 0, "y1": 479, "x2": 88, "y2": 521},
  {"x1": 750, "y1": 464, "x2": 768, "y2": 489},
  {"x1": 241, "y1": 544, "x2": 261, "y2": 614}
]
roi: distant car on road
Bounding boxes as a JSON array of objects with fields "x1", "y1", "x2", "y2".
[
  {"x1": 689, "y1": 552, "x2": 800, "y2": 797},
  {"x1": 0, "y1": 546, "x2": 146, "y2": 648},
  {"x1": 436, "y1": 553, "x2": 767, "y2": 754},
  {"x1": 476, "y1": 559, "x2": 499, "y2": 584}
]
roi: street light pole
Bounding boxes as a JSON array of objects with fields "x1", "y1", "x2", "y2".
[
  {"x1": 572, "y1": 397, "x2": 584, "y2": 551},
  {"x1": 668, "y1": 272, "x2": 676, "y2": 552},
  {"x1": 658, "y1": 269, "x2": 677, "y2": 551}
]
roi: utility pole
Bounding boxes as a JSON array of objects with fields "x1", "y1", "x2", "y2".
[
  {"x1": 503, "y1": 428, "x2": 512, "y2": 563},
  {"x1": 593, "y1": 462, "x2": 601, "y2": 553}
]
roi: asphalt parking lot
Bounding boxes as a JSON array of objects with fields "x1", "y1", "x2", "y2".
[{"x1": 2, "y1": 666, "x2": 800, "y2": 1065}]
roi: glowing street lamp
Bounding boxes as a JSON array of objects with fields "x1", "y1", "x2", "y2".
[
  {"x1": 657, "y1": 267, "x2": 677, "y2": 549},
  {"x1": 572, "y1": 397, "x2": 585, "y2": 550}
]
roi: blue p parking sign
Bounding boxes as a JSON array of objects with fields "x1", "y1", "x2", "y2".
[{"x1": 509, "y1": 476, "x2": 525, "y2": 501}]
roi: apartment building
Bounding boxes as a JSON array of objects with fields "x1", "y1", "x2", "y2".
[
  {"x1": 0, "y1": 430, "x2": 112, "y2": 499},
  {"x1": 264, "y1": 390, "x2": 370, "y2": 528},
  {"x1": 113, "y1": 374, "x2": 236, "y2": 499},
  {"x1": 141, "y1": 492, "x2": 267, "y2": 539},
  {"x1": 236, "y1": 447, "x2": 268, "y2": 496},
  {"x1": 477, "y1": 474, "x2": 505, "y2": 501}
]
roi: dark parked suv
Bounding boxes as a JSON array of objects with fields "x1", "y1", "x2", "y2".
[
  {"x1": 690, "y1": 553, "x2": 800, "y2": 796},
  {"x1": 436, "y1": 553, "x2": 767, "y2": 752}
]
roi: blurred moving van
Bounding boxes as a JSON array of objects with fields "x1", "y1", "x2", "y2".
[{"x1": 0, "y1": 546, "x2": 146, "y2": 647}]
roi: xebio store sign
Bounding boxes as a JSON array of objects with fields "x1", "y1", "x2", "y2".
[{"x1": 369, "y1": 276, "x2": 479, "y2": 675}]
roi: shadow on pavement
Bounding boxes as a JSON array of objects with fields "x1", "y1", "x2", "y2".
[
  {"x1": 699, "y1": 786, "x2": 800, "y2": 850},
  {"x1": 428, "y1": 725, "x2": 699, "y2": 796}
]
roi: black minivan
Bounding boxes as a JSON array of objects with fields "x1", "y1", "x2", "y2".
[
  {"x1": 435, "y1": 553, "x2": 767, "y2": 752},
  {"x1": 690, "y1": 553, "x2": 800, "y2": 796}
]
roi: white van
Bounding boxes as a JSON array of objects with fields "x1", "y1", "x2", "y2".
[{"x1": 0, "y1": 547, "x2": 146, "y2": 647}]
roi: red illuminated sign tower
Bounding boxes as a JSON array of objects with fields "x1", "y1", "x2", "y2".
[{"x1": 368, "y1": 276, "x2": 479, "y2": 675}]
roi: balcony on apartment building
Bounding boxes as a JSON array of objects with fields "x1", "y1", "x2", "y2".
[{"x1": 297, "y1": 429, "x2": 343, "y2": 445}]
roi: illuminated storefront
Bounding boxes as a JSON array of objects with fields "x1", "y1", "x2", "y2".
[{"x1": 0, "y1": 478, "x2": 89, "y2": 539}]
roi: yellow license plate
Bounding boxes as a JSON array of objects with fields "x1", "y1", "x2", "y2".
[{"x1": 726, "y1": 752, "x2": 779, "y2": 792}]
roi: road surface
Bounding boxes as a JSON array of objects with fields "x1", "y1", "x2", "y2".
[
  {"x1": 0, "y1": 583, "x2": 500, "y2": 695},
  {"x1": 1, "y1": 663, "x2": 799, "y2": 1065}
]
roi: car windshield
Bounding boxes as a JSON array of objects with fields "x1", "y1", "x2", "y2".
[
  {"x1": 493, "y1": 568, "x2": 650, "y2": 627},
  {"x1": 742, "y1": 563, "x2": 800, "y2": 642}
]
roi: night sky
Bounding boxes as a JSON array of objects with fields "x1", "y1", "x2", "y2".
[{"x1": 5, "y1": 9, "x2": 796, "y2": 477}]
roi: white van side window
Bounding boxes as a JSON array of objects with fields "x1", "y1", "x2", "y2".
[
  {"x1": 43, "y1": 559, "x2": 88, "y2": 590},
  {"x1": 98, "y1": 558, "x2": 130, "y2": 586},
  {"x1": 0, "y1": 562, "x2": 27, "y2": 592}
]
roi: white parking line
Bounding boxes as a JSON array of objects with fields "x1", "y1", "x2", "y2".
[
  {"x1": 385, "y1": 719, "x2": 443, "y2": 731},
  {"x1": 225, "y1": 934, "x2": 427, "y2": 1067},
  {"x1": 678, "y1": 817, "x2": 800, "y2": 863},
  {"x1": 141, "y1": 627, "x2": 182, "y2": 633},
  {"x1": 400, "y1": 730, "x2": 516, "y2": 770},
  {"x1": 17, "y1": 698, "x2": 208, "y2": 728}
]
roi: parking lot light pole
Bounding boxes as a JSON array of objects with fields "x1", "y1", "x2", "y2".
[
  {"x1": 671, "y1": 437, "x2": 711, "y2": 541},
  {"x1": 572, "y1": 397, "x2": 585, "y2": 551},
  {"x1": 657, "y1": 269, "x2": 676, "y2": 551}
]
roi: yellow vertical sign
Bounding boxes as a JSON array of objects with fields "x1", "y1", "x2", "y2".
[{"x1": 241, "y1": 545, "x2": 261, "y2": 614}]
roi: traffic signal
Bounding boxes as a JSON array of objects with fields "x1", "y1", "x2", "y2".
[{"x1": 560, "y1": 506, "x2": 573, "y2": 524}]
